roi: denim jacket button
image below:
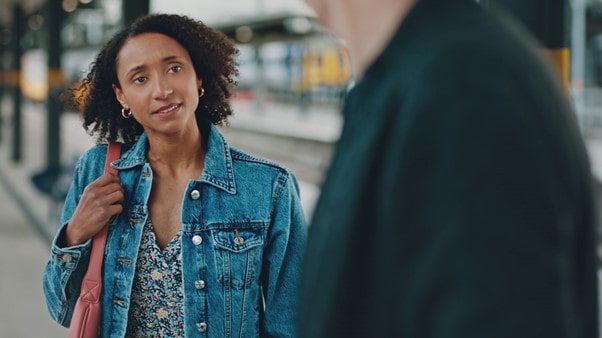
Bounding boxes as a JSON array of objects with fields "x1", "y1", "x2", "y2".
[
  {"x1": 197, "y1": 322, "x2": 208, "y2": 332},
  {"x1": 195, "y1": 280, "x2": 206, "y2": 289},
  {"x1": 61, "y1": 254, "x2": 73, "y2": 263},
  {"x1": 192, "y1": 235, "x2": 203, "y2": 245},
  {"x1": 190, "y1": 189, "x2": 201, "y2": 200}
]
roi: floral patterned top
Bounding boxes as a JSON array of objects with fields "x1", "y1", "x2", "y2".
[{"x1": 126, "y1": 219, "x2": 185, "y2": 337}]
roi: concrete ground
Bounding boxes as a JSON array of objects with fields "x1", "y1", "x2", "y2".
[{"x1": 0, "y1": 173, "x2": 67, "y2": 337}]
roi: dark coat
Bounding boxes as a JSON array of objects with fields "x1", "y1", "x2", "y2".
[{"x1": 298, "y1": 0, "x2": 599, "y2": 337}]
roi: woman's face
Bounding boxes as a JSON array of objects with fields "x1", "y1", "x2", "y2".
[{"x1": 113, "y1": 33, "x2": 202, "y2": 138}]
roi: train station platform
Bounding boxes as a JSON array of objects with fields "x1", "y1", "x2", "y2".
[{"x1": 1, "y1": 95, "x2": 601, "y2": 336}]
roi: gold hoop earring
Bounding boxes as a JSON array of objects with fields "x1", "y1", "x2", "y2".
[
  {"x1": 199, "y1": 87, "x2": 205, "y2": 98},
  {"x1": 121, "y1": 108, "x2": 132, "y2": 119}
]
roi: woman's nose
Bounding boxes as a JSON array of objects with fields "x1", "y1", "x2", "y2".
[{"x1": 153, "y1": 78, "x2": 173, "y2": 99}]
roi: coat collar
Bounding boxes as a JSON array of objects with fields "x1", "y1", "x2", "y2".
[{"x1": 111, "y1": 123, "x2": 236, "y2": 194}]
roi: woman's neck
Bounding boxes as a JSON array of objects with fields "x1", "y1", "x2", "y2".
[{"x1": 146, "y1": 129, "x2": 205, "y2": 177}]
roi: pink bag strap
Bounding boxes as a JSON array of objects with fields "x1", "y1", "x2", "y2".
[
  {"x1": 82, "y1": 142, "x2": 121, "y2": 294},
  {"x1": 103, "y1": 143, "x2": 120, "y2": 176}
]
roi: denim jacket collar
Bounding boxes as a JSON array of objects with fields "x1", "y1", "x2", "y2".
[{"x1": 111, "y1": 123, "x2": 236, "y2": 194}]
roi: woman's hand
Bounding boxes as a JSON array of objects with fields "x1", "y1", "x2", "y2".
[{"x1": 64, "y1": 173, "x2": 124, "y2": 246}]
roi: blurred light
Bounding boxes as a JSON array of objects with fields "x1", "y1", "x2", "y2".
[
  {"x1": 28, "y1": 14, "x2": 44, "y2": 31},
  {"x1": 80, "y1": 0, "x2": 94, "y2": 3},
  {"x1": 235, "y1": 26, "x2": 253, "y2": 43},
  {"x1": 285, "y1": 17, "x2": 312, "y2": 34},
  {"x1": 62, "y1": 0, "x2": 78, "y2": 12}
]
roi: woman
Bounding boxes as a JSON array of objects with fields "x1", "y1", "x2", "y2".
[{"x1": 43, "y1": 14, "x2": 306, "y2": 337}]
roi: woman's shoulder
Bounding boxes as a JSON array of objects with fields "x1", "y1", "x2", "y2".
[
  {"x1": 80, "y1": 141, "x2": 135, "y2": 157},
  {"x1": 77, "y1": 142, "x2": 133, "y2": 171},
  {"x1": 68, "y1": 143, "x2": 111, "y2": 184},
  {"x1": 227, "y1": 146, "x2": 300, "y2": 197},
  {"x1": 78, "y1": 143, "x2": 109, "y2": 163},
  {"x1": 229, "y1": 146, "x2": 291, "y2": 175}
]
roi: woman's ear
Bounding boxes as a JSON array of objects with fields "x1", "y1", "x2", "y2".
[{"x1": 112, "y1": 84, "x2": 127, "y2": 107}]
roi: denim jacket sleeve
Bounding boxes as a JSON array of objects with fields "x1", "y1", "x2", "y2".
[
  {"x1": 261, "y1": 171, "x2": 307, "y2": 337},
  {"x1": 42, "y1": 147, "x2": 103, "y2": 327}
]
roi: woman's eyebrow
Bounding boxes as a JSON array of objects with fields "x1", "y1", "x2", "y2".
[
  {"x1": 162, "y1": 55, "x2": 184, "y2": 63},
  {"x1": 124, "y1": 55, "x2": 185, "y2": 75},
  {"x1": 125, "y1": 64, "x2": 145, "y2": 76}
]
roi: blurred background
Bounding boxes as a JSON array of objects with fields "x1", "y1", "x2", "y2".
[{"x1": 0, "y1": 0, "x2": 601, "y2": 337}]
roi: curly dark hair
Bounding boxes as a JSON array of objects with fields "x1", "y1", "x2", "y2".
[{"x1": 68, "y1": 14, "x2": 239, "y2": 143}]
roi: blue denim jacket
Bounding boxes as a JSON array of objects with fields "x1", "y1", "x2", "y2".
[{"x1": 43, "y1": 122, "x2": 307, "y2": 337}]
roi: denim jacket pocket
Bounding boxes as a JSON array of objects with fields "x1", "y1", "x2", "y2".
[{"x1": 212, "y1": 227, "x2": 264, "y2": 290}]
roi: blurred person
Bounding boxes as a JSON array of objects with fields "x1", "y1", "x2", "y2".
[
  {"x1": 299, "y1": 0, "x2": 599, "y2": 337},
  {"x1": 42, "y1": 14, "x2": 306, "y2": 337}
]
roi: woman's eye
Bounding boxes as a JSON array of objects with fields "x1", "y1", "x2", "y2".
[
  {"x1": 133, "y1": 76, "x2": 147, "y2": 84},
  {"x1": 169, "y1": 65, "x2": 182, "y2": 73}
]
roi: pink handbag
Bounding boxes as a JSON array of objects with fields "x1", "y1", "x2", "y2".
[{"x1": 67, "y1": 142, "x2": 121, "y2": 338}]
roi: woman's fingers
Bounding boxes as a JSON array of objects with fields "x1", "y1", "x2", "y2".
[{"x1": 64, "y1": 173, "x2": 125, "y2": 246}]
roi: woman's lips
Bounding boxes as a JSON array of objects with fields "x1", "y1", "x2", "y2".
[{"x1": 153, "y1": 103, "x2": 181, "y2": 115}]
